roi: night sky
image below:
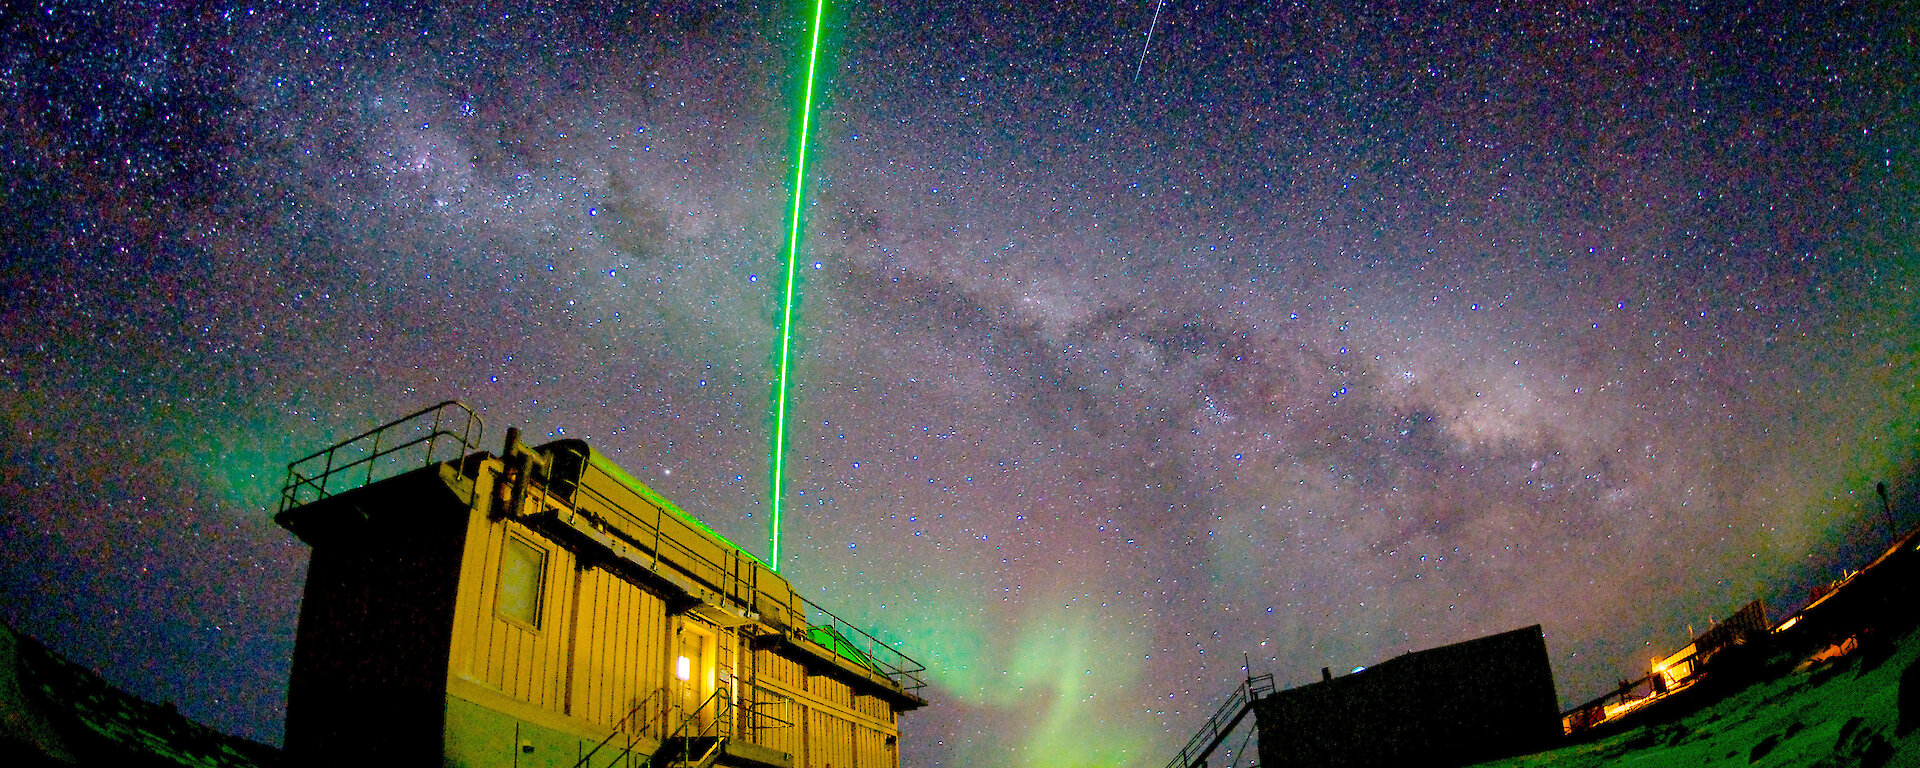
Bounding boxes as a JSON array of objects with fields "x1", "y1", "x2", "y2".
[{"x1": 3, "y1": 1, "x2": 1918, "y2": 766}]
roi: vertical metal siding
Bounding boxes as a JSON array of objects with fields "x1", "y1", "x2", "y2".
[
  {"x1": 809, "y1": 709, "x2": 856, "y2": 768},
  {"x1": 855, "y1": 722, "x2": 890, "y2": 768},
  {"x1": 460, "y1": 519, "x2": 576, "y2": 712},
  {"x1": 809, "y1": 674, "x2": 854, "y2": 709},
  {"x1": 571, "y1": 564, "x2": 669, "y2": 731},
  {"x1": 747, "y1": 684, "x2": 804, "y2": 757},
  {"x1": 750, "y1": 649, "x2": 902, "y2": 768},
  {"x1": 445, "y1": 463, "x2": 908, "y2": 768},
  {"x1": 757, "y1": 648, "x2": 806, "y2": 689}
]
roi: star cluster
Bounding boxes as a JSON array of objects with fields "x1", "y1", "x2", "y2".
[{"x1": 2, "y1": 2, "x2": 1917, "y2": 766}]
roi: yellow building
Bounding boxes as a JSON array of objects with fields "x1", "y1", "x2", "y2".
[{"x1": 274, "y1": 402, "x2": 925, "y2": 768}]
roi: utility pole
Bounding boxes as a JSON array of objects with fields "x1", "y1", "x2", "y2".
[{"x1": 1878, "y1": 481, "x2": 1897, "y2": 545}]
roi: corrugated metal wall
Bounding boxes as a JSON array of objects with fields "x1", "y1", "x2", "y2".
[
  {"x1": 456, "y1": 511, "x2": 682, "y2": 736},
  {"x1": 746, "y1": 683, "x2": 804, "y2": 758},
  {"x1": 447, "y1": 472, "x2": 905, "y2": 768},
  {"x1": 757, "y1": 647, "x2": 806, "y2": 688},
  {"x1": 749, "y1": 648, "x2": 903, "y2": 768},
  {"x1": 854, "y1": 694, "x2": 894, "y2": 725},
  {"x1": 571, "y1": 565, "x2": 669, "y2": 730},
  {"x1": 809, "y1": 709, "x2": 856, "y2": 768},
  {"x1": 809, "y1": 673, "x2": 854, "y2": 709},
  {"x1": 459, "y1": 519, "x2": 573, "y2": 711},
  {"x1": 855, "y1": 720, "x2": 893, "y2": 768}
]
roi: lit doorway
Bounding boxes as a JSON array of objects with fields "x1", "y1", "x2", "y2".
[{"x1": 673, "y1": 622, "x2": 716, "y2": 733}]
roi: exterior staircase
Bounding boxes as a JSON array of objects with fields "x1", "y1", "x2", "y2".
[
  {"x1": 636, "y1": 688, "x2": 737, "y2": 768},
  {"x1": 1164, "y1": 672, "x2": 1275, "y2": 768},
  {"x1": 574, "y1": 689, "x2": 667, "y2": 768},
  {"x1": 646, "y1": 735, "x2": 726, "y2": 768}
]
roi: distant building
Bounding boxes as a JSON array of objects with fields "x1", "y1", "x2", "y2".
[
  {"x1": 275, "y1": 403, "x2": 925, "y2": 768},
  {"x1": 1650, "y1": 600, "x2": 1768, "y2": 691},
  {"x1": 1561, "y1": 600, "x2": 1770, "y2": 735},
  {"x1": 1252, "y1": 626, "x2": 1560, "y2": 768}
]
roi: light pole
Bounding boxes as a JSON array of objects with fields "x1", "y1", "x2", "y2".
[{"x1": 1878, "y1": 481, "x2": 1897, "y2": 545}]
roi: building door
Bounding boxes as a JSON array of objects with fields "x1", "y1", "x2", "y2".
[{"x1": 674, "y1": 623, "x2": 714, "y2": 732}]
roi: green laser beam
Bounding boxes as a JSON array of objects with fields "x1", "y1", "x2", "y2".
[{"x1": 771, "y1": 0, "x2": 828, "y2": 572}]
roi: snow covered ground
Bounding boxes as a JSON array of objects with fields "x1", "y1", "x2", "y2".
[{"x1": 1475, "y1": 627, "x2": 1920, "y2": 768}]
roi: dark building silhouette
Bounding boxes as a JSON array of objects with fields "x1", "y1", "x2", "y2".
[{"x1": 1253, "y1": 626, "x2": 1560, "y2": 768}]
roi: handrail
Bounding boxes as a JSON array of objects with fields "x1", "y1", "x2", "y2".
[
  {"x1": 739, "y1": 687, "x2": 796, "y2": 742},
  {"x1": 1164, "y1": 673, "x2": 1274, "y2": 768},
  {"x1": 546, "y1": 444, "x2": 762, "y2": 618},
  {"x1": 544, "y1": 443, "x2": 927, "y2": 692},
  {"x1": 641, "y1": 687, "x2": 733, "y2": 768},
  {"x1": 793, "y1": 594, "x2": 928, "y2": 692},
  {"x1": 574, "y1": 688, "x2": 667, "y2": 768},
  {"x1": 278, "y1": 401, "x2": 483, "y2": 514}
]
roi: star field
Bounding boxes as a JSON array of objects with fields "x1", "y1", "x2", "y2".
[{"x1": 3, "y1": 2, "x2": 1918, "y2": 766}]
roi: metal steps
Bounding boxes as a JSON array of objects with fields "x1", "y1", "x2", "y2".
[{"x1": 1164, "y1": 673, "x2": 1274, "y2": 768}]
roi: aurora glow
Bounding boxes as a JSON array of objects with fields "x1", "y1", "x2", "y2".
[{"x1": 2, "y1": 3, "x2": 1918, "y2": 768}]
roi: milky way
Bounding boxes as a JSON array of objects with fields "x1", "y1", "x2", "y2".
[{"x1": 3, "y1": 2, "x2": 1917, "y2": 766}]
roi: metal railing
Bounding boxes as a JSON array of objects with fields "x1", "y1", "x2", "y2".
[
  {"x1": 794, "y1": 594, "x2": 928, "y2": 692},
  {"x1": 278, "y1": 401, "x2": 483, "y2": 514},
  {"x1": 739, "y1": 686, "x2": 796, "y2": 745},
  {"x1": 641, "y1": 688, "x2": 733, "y2": 768},
  {"x1": 574, "y1": 689, "x2": 667, "y2": 768},
  {"x1": 1164, "y1": 673, "x2": 1274, "y2": 768},
  {"x1": 1562, "y1": 600, "x2": 1771, "y2": 736},
  {"x1": 538, "y1": 443, "x2": 927, "y2": 693},
  {"x1": 541, "y1": 443, "x2": 763, "y2": 621}
]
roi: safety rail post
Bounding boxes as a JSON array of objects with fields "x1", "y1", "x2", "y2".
[
  {"x1": 318, "y1": 448, "x2": 336, "y2": 499},
  {"x1": 427, "y1": 405, "x2": 445, "y2": 466},
  {"x1": 365, "y1": 425, "x2": 381, "y2": 487}
]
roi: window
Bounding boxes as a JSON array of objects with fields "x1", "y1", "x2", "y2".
[{"x1": 498, "y1": 535, "x2": 546, "y2": 628}]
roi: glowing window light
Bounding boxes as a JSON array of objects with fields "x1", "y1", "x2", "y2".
[{"x1": 676, "y1": 655, "x2": 692, "y2": 681}]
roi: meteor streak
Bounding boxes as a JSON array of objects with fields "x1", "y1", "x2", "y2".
[{"x1": 1133, "y1": 0, "x2": 1167, "y2": 84}]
